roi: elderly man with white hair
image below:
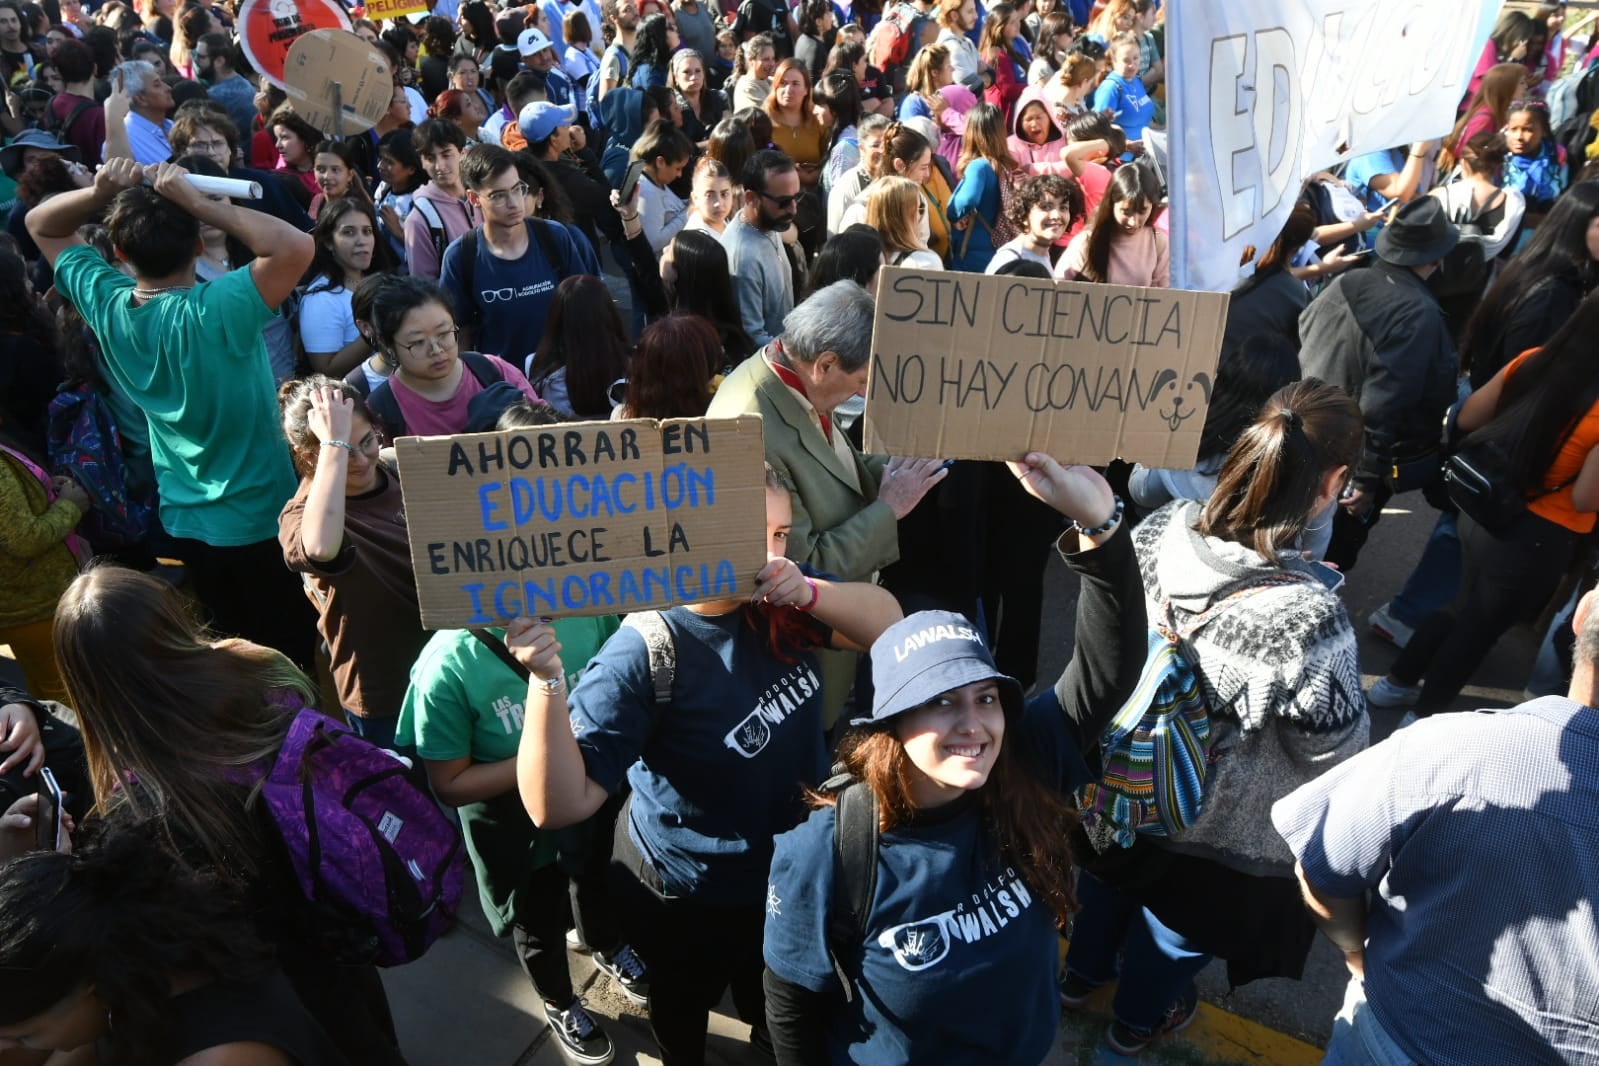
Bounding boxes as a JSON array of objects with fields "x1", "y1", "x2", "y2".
[
  {"x1": 104, "y1": 59, "x2": 174, "y2": 165},
  {"x1": 708, "y1": 280, "x2": 948, "y2": 724}
]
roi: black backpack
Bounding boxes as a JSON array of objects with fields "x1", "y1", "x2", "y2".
[
  {"x1": 820, "y1": 766, "x2": 880, "y2": 1000},
  {"x1": 366, "y1": 350, "x2": 504, "y2": 440}
]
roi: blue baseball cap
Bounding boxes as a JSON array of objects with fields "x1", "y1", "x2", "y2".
[
  {"x1": 518, "y1": 100, "x2": 576, "y2": 144},
  {"x1": 853, "y1": 610, "x2": 1024, "y2": 728}
]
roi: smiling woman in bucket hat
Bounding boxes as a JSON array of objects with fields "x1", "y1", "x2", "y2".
[{"x1": 761, "y1": 455, "x2": 1151, "y2": 1066}]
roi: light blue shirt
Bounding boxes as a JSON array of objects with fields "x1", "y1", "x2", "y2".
[
  {"x1": 1274, "y1": 697, "x2": 1599, "y2": 1066},
  {"x1": 119, "y1": 111, "x2": 173, "y2": 166}
]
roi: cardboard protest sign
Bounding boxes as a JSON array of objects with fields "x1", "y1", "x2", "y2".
[
  {"x1": 284, "y1": 30, "x2": 394, "y2": 137},
  {"x1": 1166, "y1": 0, "x2": 1500, "y2": 290},
  {"x1": 238, "y1": 0, "x2": 352, "y2": 91},
  {"x1": 396, "y1": 417, "x2": 770, "y2": 628},
  {"x1": 364, "y1": 0, "x2": 430, "y2": 18},
  {"x1": 863, "y1": 267, "x2": 1228, "y2": 468}
]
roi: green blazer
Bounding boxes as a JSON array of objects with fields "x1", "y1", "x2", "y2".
[{"x1": 707, "y1": 354, "x2": 897, "y2": 582}]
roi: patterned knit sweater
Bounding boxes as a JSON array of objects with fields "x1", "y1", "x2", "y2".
[{"x1": 1133, "y1": 501, "x2": 1369, "y2": 876}]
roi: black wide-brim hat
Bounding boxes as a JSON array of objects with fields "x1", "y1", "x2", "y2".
[
  {"x1": 1376, "y1": 196, "x2": 1459, "y2": 267},
  {"x1": 0, "y1": 129, "x2": 80, "y2": 179}
]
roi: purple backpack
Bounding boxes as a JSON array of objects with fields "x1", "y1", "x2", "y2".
[{"x1": 253, "y1": 702, "x2": 466, "y2": 967}]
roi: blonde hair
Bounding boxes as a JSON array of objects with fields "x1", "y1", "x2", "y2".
[
  {"x1": 1088, "y1": 0, "x2": 1138, "y2": 41},
  {"x1": 54, "y1": 566, "x2": 317, "y2": 882},
  {"x1": 905, "y1": 43, "x2": 949, "y2": 98},
  {"x1": 865, "y1": 176, "x2": 928, "y2": 255},
  {"x1": 1058, "y1": 52, "x2": 1098, "y2": 91}
]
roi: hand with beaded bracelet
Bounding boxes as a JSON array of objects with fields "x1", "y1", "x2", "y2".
[{"x1": 1005, "y1": 452, "x2": 1121, "y2": 545}]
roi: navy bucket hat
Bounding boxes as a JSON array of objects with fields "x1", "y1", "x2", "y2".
[{"x1": 854, "y1": 610, "x2": 1024, "y2": 728}]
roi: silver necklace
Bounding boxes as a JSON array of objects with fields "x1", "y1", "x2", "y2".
[{"x1": 131, "y1": 283, "x2": 194, "y2": 301}]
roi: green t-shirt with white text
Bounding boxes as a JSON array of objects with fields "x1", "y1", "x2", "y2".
[{"x1": 395, "y1": 617, "x2": 621, "y2": 933}]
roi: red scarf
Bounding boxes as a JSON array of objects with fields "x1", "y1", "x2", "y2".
[{"x1": 769, "y1": 344, "x2": 832, "y2": 443}]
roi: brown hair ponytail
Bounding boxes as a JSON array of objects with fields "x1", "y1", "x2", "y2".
[{"x1": 1197, "y1": 379, "x2": 1363, "y2": 561}]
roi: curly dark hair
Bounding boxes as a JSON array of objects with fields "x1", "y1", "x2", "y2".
[
  {"x1": 14, "y1": 153, "x2": 79, "y2": 208},
  {"x1": 1004, "y1": 172, "x2": 1084, "y2": 233}
]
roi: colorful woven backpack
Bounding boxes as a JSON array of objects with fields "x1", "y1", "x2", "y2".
[{"x1": 1076, "y1": 574, "x2": 1310, "y2": 849}]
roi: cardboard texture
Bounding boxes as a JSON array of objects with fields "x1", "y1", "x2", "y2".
[
  {"x1": 366, "y1": 0, "x2": 431, "y2": 17},
  {"x1": 236, "y1": 0, "x2": 351, "y2": 91},
  {"x1": 283, "y1": 30, "x2": 393, "y2": 136},
  {"x1": 396, "y1": 416, "x2": 770, "y2": 629},
  {"x1": 863, "y1": 267, "x2": 1230, "y2": 467}
]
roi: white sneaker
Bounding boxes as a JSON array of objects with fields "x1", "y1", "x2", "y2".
[
  {"x1": 1367, "y1": 677, "x2": 1422, "y2": 709},
  {"x1": 1368, "y1": 604, "x2": 1414, "y2": 650}
]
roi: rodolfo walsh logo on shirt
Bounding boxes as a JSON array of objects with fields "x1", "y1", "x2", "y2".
[
  {"x1": 723, "y1": 662, "x2": 821, "y2": 758},
  {"x1": 875, "y1": 868, "x2": 1035, "y2": 972}
]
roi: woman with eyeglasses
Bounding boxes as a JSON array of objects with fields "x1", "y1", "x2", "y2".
[
  {"x1": 277, "y1": 378, "x2": 424, "y2": 750},
  {"x1": 361, "y1": 274, "x2": 541, "y2": 440}
]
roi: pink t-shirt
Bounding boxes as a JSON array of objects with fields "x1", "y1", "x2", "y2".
[
  {"x1": 1054, "y1": 224, "x2": 1170, "y2": 288},
  {"x1": 389, "y1": 354, "x2": 540, "y2": 436}
]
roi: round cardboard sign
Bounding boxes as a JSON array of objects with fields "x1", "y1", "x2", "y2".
[
  {"x1": 283, "y1": 30, "x2": 394, "y2": 137},
  {"x1": 237, "y1": 0, "x2": 351, "y2": 92}
]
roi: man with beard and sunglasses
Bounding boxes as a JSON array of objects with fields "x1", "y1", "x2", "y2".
[{"x1": 721, "y1": 149, "x2": 801, "y2": 347}]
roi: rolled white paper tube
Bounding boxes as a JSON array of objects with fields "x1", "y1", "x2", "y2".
[{"x1": 180, "y1": 173, "x2": 263, "y2": 199}]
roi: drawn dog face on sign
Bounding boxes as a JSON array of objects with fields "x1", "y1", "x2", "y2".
[{"x1": 1158, "y1": 371, "x2": 1213, "y2": 432}]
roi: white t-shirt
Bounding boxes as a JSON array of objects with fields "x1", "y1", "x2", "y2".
[{"x1": 299, "y1": 281, "x2": 359, "y2": 354}]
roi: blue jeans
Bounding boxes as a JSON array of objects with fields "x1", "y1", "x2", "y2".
[
  {"x1": 1386, "y1": 512, "x2": 1460, "y2": 629},
  {"x1": 344, "y1": 710, "x2": 399, "y2": 752},
  {"x1": 1322, "y1": 978, "x2": 1419, "y2": 1066},
  {"x1": 1064, "y1": 871, "x2": 1212, "y2": 1032}
]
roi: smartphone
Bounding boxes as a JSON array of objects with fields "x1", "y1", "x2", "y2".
[
  {"x1": 35, "y1": 767, "x2": 62, "y2": 853},
  {"x1": 1308, "y1": 561, "x2": 1346, "y2": 593},
  {"x1": 618, "y1": 159, "x2": 646, "y2": 206}
]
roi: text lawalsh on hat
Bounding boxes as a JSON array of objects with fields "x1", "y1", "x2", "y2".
[{"x1": 1375, "y1": 196, "x2": 1459, "y2": 268}]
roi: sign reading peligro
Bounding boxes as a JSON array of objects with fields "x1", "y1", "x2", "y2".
[
  {"x1": 863, "y1": 267, "x2": 1229, "y2": 468},
  {"x1": 396, "y1": 417, "x2": 769, "y2": 628}
]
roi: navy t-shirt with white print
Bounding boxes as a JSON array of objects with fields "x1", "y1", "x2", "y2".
[
  {"x1": 438, "y1": 220, "x2": 583, "y2": 373},
  {"x1": 567, "y1": 605, "x2": 830, "y2": 906},
  {"x1": 764, "y1": 695, "x2": 1095, "y2": 1064}
]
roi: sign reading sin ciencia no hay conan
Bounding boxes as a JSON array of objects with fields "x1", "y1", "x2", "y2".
[
  {"x1": 396, "y1": 417, "x2": 769, "y2": 628},
  {"x1": 863, "y1": 267, "x2": 1230, "y2": 467}
]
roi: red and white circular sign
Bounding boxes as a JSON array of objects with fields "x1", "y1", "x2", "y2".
[{"x1": 237, "y1": 0, "x2": 353, "y2": 91}]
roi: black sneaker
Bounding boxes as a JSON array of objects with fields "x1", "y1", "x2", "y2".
[
  {"x1": 592, "y1": 943, "x2": 650, "y2": 1006},
  {"x1": 543, "y1": 999, "x2": 614, "y2": 1066},
  {"x1": 1104, "y1": 984, "x2": 1200, "y2": 1056},
  {"x1": 1058, "y1": 969, "x2": 1107, "y2": 1009}
]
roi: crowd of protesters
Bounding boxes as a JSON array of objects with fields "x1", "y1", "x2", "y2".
[{"x1": 0, "y1": 0, "x2": 1598, "y2": 1064}]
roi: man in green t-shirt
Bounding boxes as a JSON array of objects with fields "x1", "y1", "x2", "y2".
[
  {"x1": 396, "y1": 617, "x2": 649, "y2": 1066},
  {"x1": 27, "y1": 157, "x2": 317, "y2": 667}
]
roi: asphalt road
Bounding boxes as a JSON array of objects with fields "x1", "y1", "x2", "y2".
[{"x1": 1032, "y1": 487, "x2": 1541, "y2": 1047}]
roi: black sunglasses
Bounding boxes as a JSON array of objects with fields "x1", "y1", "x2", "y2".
[{"x1": 760, "y1": 190, "x2": 801, "y2": 209}]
